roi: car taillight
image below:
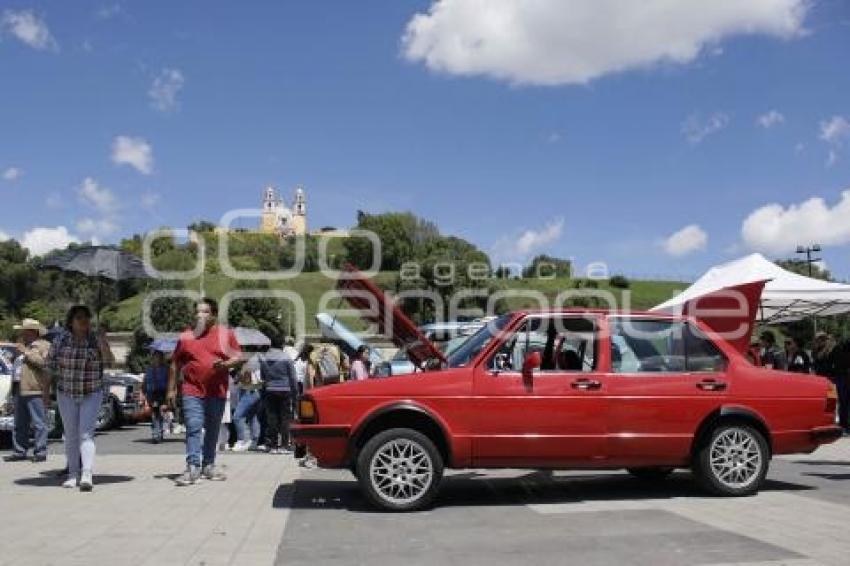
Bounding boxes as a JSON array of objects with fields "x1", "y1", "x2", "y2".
[
  {"x1": 298, "y1": 398, "x2": 317, "y2": 423},
  {"x1": 826, "y1": 384, "x2": 838, "y2": 413}
]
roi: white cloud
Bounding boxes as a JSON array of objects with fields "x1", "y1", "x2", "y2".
[
  {"x1": 757, "y1": 109, "x2": 785, "y2": 128},
  {"x1": 140, "y1": 191, "x2": 161, "y2": 209},
  {"x1": 662, "y1": 224, "x2": 708, "y2": 257},
  {"x1": 21, "y1": 226, "x2": 79, "y2": 256},
  {"x1": 111, "y1": 135, "x2": 153, "y2": 174},
  {"x1": 402, "y1": 0, "x2": 807, "y2": 86},
  {"x1": 2, "y1": 167, "x2": 22, "y2": 181},
  {"x1": 0, "y1": 230, "x2": 9, "y2": 242},
  {"x1": 820, "y1": 116, "x2": 850, "y2": 145},
  {"x1": 492, "y1": 217, "x2": 564, "y2": 262},
  {"x1": 77, "y1": 177, "x2": 116, "y2": 213},
  {"x1": 1, "y1": 9, "x2": 57, "y2": 51},
  {"x1": 149, "y1": 68, "x2": 185, "y2": 112},
  {"x1": 741, "y1": 190, "x2": 850, "y2": 254},
  {"x1": 682, "y1": 112, "x2": 729, "y2": 144},
  {"x1": 820, "y1": 116, "x2": 850, "y2": 167},
  {"x1": 76, "y1": 217, "x2": 118, "y2": 237},
  {"x1": 95, "y1": 4, "x2": 122, "y2": 20}
]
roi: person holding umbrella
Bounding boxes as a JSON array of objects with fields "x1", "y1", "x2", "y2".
[
  {"x1": 47, "y1": 305, "x2": 114, "y2": 491},
  {"x1": 167, "y1": 298, "x2": 242, "y2": 486}
]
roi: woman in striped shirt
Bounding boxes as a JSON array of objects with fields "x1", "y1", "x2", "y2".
[{"x1": 47, "y1": 305, "x2": 114, "y2": 491}]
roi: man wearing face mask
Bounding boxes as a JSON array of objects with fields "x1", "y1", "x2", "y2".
[{"x1": 167, "y1": 298, "x2": 242, "y2": 486}]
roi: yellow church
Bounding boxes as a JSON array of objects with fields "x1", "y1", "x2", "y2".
[{"x1": 259, "y1": 185, "x2": 307, "y2": 237}]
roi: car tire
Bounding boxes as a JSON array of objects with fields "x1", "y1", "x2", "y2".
[
  {"x1": 356, "y1": 428, "x2": 443, "y2": 512},
  {"x1": 96, "y1": 398, "x2": 117, "y2": 431},
  {"x1": 627, "y1": 467, "x2": 674, "y2": 481},
  {"x1": 694, "y1": 423, "x2": 769, "y2": 497}
]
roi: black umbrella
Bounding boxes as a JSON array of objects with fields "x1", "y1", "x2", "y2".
[
  {"x1": 41, "y1": 245, "x2": 155, "y2": 325},
  {"x1": 42, "y1": 246, "x2": 150, "y2": 280}
]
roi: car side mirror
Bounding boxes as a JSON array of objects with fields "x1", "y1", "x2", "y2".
[{"x1": 522, "y1": 351, "x2": 541, "y2": 382}]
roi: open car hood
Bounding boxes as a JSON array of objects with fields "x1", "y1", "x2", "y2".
[
  {"x1": 667, "y1": 280, "x2": 767, "y2": 355},
  {"x1": 336, "y1": 264, "x2": 446, "y2": 369}
]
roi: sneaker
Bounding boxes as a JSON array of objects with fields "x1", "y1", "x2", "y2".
[
  {"x1": 298, "y1": 456, "x2": 317, "y2": 469},
  {"x1": 201, "y1": 464, "x2": 226, "y2": 481},
  {"x1": 3, "y1": 453, "x2": 28, "y2": 462},
  {"x1": 232, "y1": 440, "x2": 252, "y2": 452},
  {"x1": 175, "y1": 465, "x2": 201, "y2": 486},
  {"x1": 255, "y1": 444, "x2": 267, "y2": 452},
  {"x1": 31, "y1": 454, "x2": 47, "y2": 463},
  {"x1": 79, "y1": 471, "x2": 93, "y2": 492},
  {"x1": 62, "y1": 477, "x2": 78, "y2": 488}
]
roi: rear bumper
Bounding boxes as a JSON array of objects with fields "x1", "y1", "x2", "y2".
[
  {"x1": 811, "y1": 425, "x2": 843, "y2": 444},
  {"x1": 291, "y1": 424, "x2": 350, "y2": 467}
]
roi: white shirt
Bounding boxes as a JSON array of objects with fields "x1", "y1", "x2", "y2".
[{"x1": 350, "y1": 359, "x2": 369, "y2": 380}]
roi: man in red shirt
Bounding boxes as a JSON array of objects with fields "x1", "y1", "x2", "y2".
[{"x1": 167, "y1": 298, "x2": 242, "y2": 486}]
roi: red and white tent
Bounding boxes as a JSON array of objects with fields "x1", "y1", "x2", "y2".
[
  {"x1": 654, "y1": 253, "x2": 850, "y2": 323},
  {"x1": 652, "y1": 253, "x2": 850, "y2": 352}
]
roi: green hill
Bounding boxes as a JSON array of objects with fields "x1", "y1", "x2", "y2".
[{"x1": 104, "y1": 273, "x2": 687, "y2": 335}]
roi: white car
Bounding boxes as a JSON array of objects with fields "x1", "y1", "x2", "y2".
[{"x1": 0, "y1": 356, "x2": 13, "y2": 433}]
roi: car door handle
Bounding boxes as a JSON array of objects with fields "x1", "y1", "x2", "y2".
[
  {"x1": 696, "y1": 379, "x2": 727, "y2": 391},
  {"x1": 571, "y1": 378, "x2": 602, "y2": 391}
]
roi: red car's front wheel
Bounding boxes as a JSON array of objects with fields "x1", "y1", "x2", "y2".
[{"x1": 356, "y1": 428, "x2": 444, "y2": 512}]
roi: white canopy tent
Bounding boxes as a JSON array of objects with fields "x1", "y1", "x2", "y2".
[{"x1": 652, "y1": 253, "x2": 850, "y2": 323}]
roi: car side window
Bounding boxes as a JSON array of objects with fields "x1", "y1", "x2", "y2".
[
  {"x1": 610, "y1": 319, "x2": 727, "y2": 374},
  {"x1": 610, "y1": 319, "x2": 685, "y2": 373},
  {"x1": 684, "y1": 324, "x2": 727, "y2": 372},
  {"x1": 489, "y1": 316, "x2": 597, "y2": 373}
]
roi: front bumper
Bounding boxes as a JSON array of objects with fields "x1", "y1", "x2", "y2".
[
  {"x1": 291, "y1": 424, "x2": 351, "y2": 468},
  {"x1": 811, "y1": 425, "x2": 843, "y2": 444}
]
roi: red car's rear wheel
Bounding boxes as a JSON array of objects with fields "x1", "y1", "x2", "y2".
[
  {"x1": 695, "y1": 423, "x2": 769, "y2": 496},
  {"x1": 356, "y1": 428, "x2": 443, "y2": 512}
]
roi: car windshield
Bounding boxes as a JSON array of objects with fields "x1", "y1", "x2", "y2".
[{"x1": 446, "y1": 313, "x2": 513, "y2": 368}]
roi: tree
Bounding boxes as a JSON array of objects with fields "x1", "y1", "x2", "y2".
[
  {"x1": 522, "y1": 255, "x2": 572, "y2": 279},
  {"x1": 344, "y1": 211, "x2": 440, "y2": 271}
]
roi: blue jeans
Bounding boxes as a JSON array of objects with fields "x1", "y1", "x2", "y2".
[
  {"x1": 12, "y1": 395, "x2": 49, "y2": 457},
  {"x1": 183, "y1": 395, "x2": 226, "y2": 468},
  {"x1": 57, "y1": 391, "x2": 103, "y2": 477},
  {"x1": 147, "y1": 392, "x2": 166, "y2": 440},
  {"x1": 233, "y1": 389, "x2": 261, "y2": 443}
]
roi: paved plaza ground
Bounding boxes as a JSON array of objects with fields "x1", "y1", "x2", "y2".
[{"x1": 2, "y1": 425, "x2": 850, "y2": 566}]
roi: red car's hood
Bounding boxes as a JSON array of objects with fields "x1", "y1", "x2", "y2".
[
  {"x1": 680, "y1": 280, "x2": 766, "y2": 355},
  {"x1": 336, "y1": 264, "x2": 446, "y2": 368}
]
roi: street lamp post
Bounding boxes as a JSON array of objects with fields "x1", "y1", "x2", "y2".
[
  {"x1": 795, "y1": 244, "x2": 823, "y2": 334},
  {"x1": 795, "y1": 244, "x2": 822, "y2": 277}
]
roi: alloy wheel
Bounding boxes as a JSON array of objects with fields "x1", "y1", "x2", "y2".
[
  {"x1": 369, "y1": 438, "x2": 434, "y2": 506},
  {"x1": 708, "y1": 427, "x2": 763, "y2": 489}
]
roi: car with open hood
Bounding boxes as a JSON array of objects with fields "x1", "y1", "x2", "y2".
[{"x1": 291, "y1": 267, "x2": 842, "y2": 512}]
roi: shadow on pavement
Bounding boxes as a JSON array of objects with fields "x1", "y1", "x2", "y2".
[
  {"x1": 14, "y1": 474, "x2": 134, "y2": 487},
  {"x1": 132, "y1": 438, "x2": 184, "y2": 445},
  {"x1": 792, "y1": 460, "x2": 850, "y2": 466},
  {"x1": 279, "y1": 471, "x2": 815, "y2": 513},
  {"x1": 803, "y1": 472, "x2": 850, "y2": 481}
]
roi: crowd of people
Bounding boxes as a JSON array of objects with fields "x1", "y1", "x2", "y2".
[{"x1": 2, "y1": 298, "x2": 374, "y2": 491}]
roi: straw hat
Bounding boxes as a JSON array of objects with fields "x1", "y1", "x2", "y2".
[{"x1": 13, "y1": 318, "x2": 47, "y2": 336}]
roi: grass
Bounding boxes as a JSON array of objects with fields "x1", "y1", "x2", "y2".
[{"x1": 104, "y1": 272, "x2": 688, "y2": 334}]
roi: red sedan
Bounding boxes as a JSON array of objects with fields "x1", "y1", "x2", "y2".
[{"x1": 292, "y1": 281, "x2": 840, "y2": 512}]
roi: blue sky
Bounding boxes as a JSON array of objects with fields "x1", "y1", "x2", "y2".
[{"x1": 1, "y1": 1, "x2": 849, "y2": 281}]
